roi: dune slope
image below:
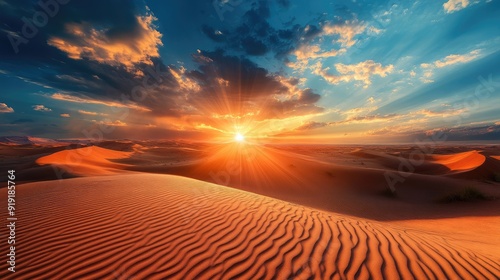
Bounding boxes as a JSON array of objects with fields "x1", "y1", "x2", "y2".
[{"x1": 1, "y1": 174, "x2": 498, "y2": 279}]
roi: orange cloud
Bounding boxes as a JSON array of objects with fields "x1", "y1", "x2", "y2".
[
  {"x1": 313, "y1": 60, "x2": 394, "y2": 87},
  {"x1": 287, "y1": 21, "x2": 366, "y2": 71},
  {"x1": 443, "y1": 0, "x2": 470, "y2": 13},
  {"x1": 0, "y1": 103, "x2": 14, "y2": 113},
  {"x1": 414, "y1": 108, "x2": 466, "y2": 117},
  {"x1": 434, "y1": 50, "x2": 480, "y2": 68},
  {"x1": 50, "y1": 93, "x2": 150, "y2": 112},
  {"x1": 322, "y1": 21, "x2": 366, "y2": 47},
  {"x1": 169, "y1": 66, "x2": 200, "y2": 92},
  {"x1": 288, "y1": 44, "x2": 345, "y2": 71},
  {"x1": 78, "y1": 110, "x2": 108, "y2": 116},
  {"x1": 60, "y1": 113, "x2": 71, "y2": 118},
  {"x1": 92, "y1": 120, "x2": 127, "y2": 127},
  {"x1": 48, "y1": 15, "x2": 162, "y2": 70},
  {"x1": 419, "y1": 50, "x2": 480, "y2": 83},
  {"x1": 33, "y1": 104, "x2": 52, "y2": 112}
]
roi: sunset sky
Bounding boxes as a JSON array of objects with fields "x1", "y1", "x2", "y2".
[{"x1": 0, "y1": 0, "x2": 499, "y2": 143}]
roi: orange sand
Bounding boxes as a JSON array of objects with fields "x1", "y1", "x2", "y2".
[
  {"x1": 429, "y1": 150, "x2": 486, "y2": 173},
  {"x1": 36, "y1": 146, "x2": 133, "y2": 176},
  {"x1": 0, "y1": 174, "x2": 499, "y2": 279}
]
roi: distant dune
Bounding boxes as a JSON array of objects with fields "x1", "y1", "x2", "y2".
[
  {"x1": 36, "y1": 146, "x2": 133, "y2": 176},
  {"x1": 1, "y1": 174, "x2": 499, "y2": 279},
  {"x1": 429, "y1": 150, "x2": 486, "y2": 173},
  {"x1": 0, "y1": 136, "x2": 70, "y2": 147}
]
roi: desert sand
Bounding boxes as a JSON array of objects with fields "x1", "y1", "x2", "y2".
[
  {"x1": 1, "y1": 141, "x2": 500, "y2": 279},
  {"x1": 1, "y1": 174, "x2": 499, "y2": 279}
]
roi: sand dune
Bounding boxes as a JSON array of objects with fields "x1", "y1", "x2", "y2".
[
  {"x1": 1, "y1": 174, "x2": 499, "y2": 279},
  {"x1": 36, "y1": 146, "x2": 133, "y2": 176},
  {"x1": 430, "y1": 150, "x2": 486, "y2": 173},
  {"x1": 33, "y1": 144, "x2": 500, "y2": 220},
  {"x1": 115, "y1": 144, "x2": 500, "y2": 221}
]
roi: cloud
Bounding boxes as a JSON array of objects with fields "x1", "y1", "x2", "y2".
[
  {"x1": 187, "y1": 50, "x2": 324, "y2": 120},
  {"x1": 414, "y1": 108, "x2": 466, "y2": 117},
  {"x1": 419, "y1": 50, "x2": 480, "y2": 82},
  {"x1": 443, "y1": 0, "x2": 470, "y2": 13},
  {"x1": 0, "y1": 0, "x2": 171, "y2": 121},
  {"x1": 169, "y1": 66, "x2": 200, "y2": 92},
  {"x1": 201, "y1": 1, "x2": 277, "y2": 57},
  {"x1": 47, "y1": 15, "x2": 162, "y2": 70},
  {"x1": 78, "y1": 110, "x2": 108, "y2": 116},
  {"x1": 280, "y1": 113, "x2": 401, "y2": 136},
  {"x1": 286, "y1": 20, "x2": 368, "y2": 72},
  {"x1": 322, "y1": 20, "x2": 366, "y2": 48},
  {"x1": 0, "y1": 103, "x2": 14, "y2": 113},
  {"x1": 50, "y1": 93, "x2": 150, "y2": 112},
  {"x1": 313, "y1": 60, "x2": 394, "y2": 87},
  {"x1": 295, "y1": 121, "x2": 328, "y2": 131},
  {"x1": 419, "y1": 123, "x2": 500, "y2": 141},
  {"x1": 92, "y1": 120, "x2": 127, "y2": 127},
  {"x1": 434, "y1": 50, "x2": 481, "y2": 68},
  {"x1": 288, "y1": 44, "x2": 345, "y2": 71},
  {"x1": 367, "y1": 97, "x2": 378, "y2": 104},
  {"x1": 332, "y1": 114, "x2": 400, "y2": 125},
  {"x1": 33, "y1": 105, "x2": 52, "y2": 112},
  {"x1": 60, "y1": 113, "x2": 70, "y2": 118}
]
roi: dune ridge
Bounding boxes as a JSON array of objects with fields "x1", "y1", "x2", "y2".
[{"x1": 1, "y1": 174, "x2": 498, "y2": 280}]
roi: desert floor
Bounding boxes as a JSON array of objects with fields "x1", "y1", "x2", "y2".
[{"x1": 1, "y1": 141, "x2": 499, "y2": 279}]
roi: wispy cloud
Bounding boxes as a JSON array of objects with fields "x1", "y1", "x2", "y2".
[
  {"x1": 60, "y1": 113, "x2": 71, "y2": 118},
  {"x1": 50, "y1": 93, "x2": 150, "y2": 112},
  {"x1": 78, "y1": 110, "x2": 108, "y2": 116},
  {"x1": 0, "y1": 103, "x2": 14, "y2": 113},
  {"x1": 413, "y1": 108, "x2": 466, "y2": 117},
  {"x1": 420, "y1": 50, "x2": 481, "y2": 83},
  {"x1": 433, "y1": 50, "x2": 481, "y2": 68},
  {"x1": 92, "y1": 120, "x2": 127, "y2": 127}
]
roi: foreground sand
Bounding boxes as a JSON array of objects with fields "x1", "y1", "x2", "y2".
[{"x1": 1, "y1": 174, "x2": 499, "y2": 279}]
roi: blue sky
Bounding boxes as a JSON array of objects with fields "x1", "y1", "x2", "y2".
[{"x1": 0, "y1": 0, "x2": 499, "y2": 142}]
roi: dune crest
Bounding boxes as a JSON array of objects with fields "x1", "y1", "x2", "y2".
[{"x1": 2, "y1": 174, "x2": 498, "y2": 279}]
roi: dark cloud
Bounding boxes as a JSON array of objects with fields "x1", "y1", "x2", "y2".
[
  {"x1": 241, "y1": 37, "x2": 268, "y2": 56},
  {"x1": 201, "y1": 25, "x2": 226, "y2": 43},
  {"x1": 188, "y1": 49, "x2": 287, "y2": 101},
  {"x1": 276, "y1": 0, "x2": 291, "y2": 8},
  {"x1": 186, "y1": 50, "x2": 323, "y2": 120},
  {"x1": 0, "y1": 0, "x2": 325, "y2": 137},
  {"x1": 422, "y1": 124, "x2": 500, "y2": 141},
  {"x1": 0, "y1": 0, "x2": 184, "y2": 117},
  {"x1": 201, "y1": 0, "x2": 321, "y2": 58}
]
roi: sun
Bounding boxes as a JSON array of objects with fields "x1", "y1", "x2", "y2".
[{"x1": 234, "y1": 133, "x2": 245, "y2": 142}]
